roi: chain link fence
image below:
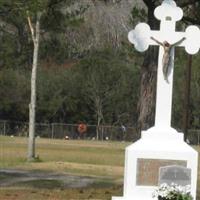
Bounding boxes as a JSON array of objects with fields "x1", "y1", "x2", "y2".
[
  {"x1": 0, "y1": 120, "x2": 200, "y2": 144},
  {"x1": 0, "y1": 120, "x2": 140, "y2": 142}
]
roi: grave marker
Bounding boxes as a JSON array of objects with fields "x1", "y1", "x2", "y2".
[
  {"x1": 159, "y1": 165, "x2": 191, "y2": 186},
  {"x1": 112, "y1": 1, "x2": 199, "y2": 200},
  {"x1": 136, "y1": 159, "x2": 187, "y2": 186}
]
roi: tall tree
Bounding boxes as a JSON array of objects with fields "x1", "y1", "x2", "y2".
[
  {"x1": 74, "y1": 49, "x2": 139, "y2": 138},
  {"x1": 0, "y1": 0, "x2": 85, "y2": 160},
  {"x1": 26, "y1": 0, "x2": 84, "y2": 160},
  {"x1": 136, "y1": 1, "x2": 159, "y2": 131},
  {"x1": 27, "y1": 9, "x2": 42, "y2": 161}
]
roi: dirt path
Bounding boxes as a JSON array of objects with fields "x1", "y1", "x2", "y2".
[{"x1": 0, "y1": 169, "x2": 97, "y2": 188}]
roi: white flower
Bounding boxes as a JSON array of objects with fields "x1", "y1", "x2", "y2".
[
  {"x1": 152, "y1": 183, "x2": 192, "y2": 200},
  {"x1": 185, "y1": 185, "x2": 191, "y2": 194}
]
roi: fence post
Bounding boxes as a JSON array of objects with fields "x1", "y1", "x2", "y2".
[
  {"x1": 51, "y1": 123, "x2": 54, "y2": 139},
  {"x1": 3, "y1": 121, "x2": 6, "y2": 136},
  {"x1": 101, "y1": 126, "x2": 104, "y2": 141},
  {"x1": 96, "y1": 125, "x2": 99, "y2": 140}
]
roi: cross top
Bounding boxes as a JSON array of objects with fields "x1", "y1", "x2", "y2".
[
  {"x1": 128, "y1": 0, "x2": 200, "y2": 54},
  {"x1": 154, "y1": 0, "x2": 183, "y2": 22},
  {"x1": 128, "y1": 0, "x2": 200, "y2": 130}
]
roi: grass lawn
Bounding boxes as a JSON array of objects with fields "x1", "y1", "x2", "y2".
[
  {"x1": 0, "y1": 136, "x2": 128, "y2": 178},
  {"x1": 0, "y1": 136, "x2": 199, "y2": 200}
]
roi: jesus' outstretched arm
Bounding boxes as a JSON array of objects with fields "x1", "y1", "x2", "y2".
[
  {"x1": 171, "y1": 37, "x2": 186, "y2": 46},
  {"x1": 150, "y1": 36, "x2": 164, "y2": 46}
]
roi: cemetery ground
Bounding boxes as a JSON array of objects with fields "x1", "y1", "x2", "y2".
[{"x1": 0, "y1": 136, "x2": 199, "y2": 200}]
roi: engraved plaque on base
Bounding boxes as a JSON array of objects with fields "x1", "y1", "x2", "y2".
[
  {"x1": 159, "y1": 165, "x2": 191, "y2": 186},
  {"x1": 136, "y1": 159, "x2": 187, "y2": 186}
]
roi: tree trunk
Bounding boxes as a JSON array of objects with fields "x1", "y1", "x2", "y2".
[
  {"x1": 95, "y1": 96, "x2": 104, "y2": 140},
  {"x1": 27, "y1": 13, "x2": 41, "y2": 161},
  {"x1": 137, "y1": 2, "x2": 159, "y2": 132},
  {"x1": 182, "y1": 55, "x2": 192, "y2": 141}
]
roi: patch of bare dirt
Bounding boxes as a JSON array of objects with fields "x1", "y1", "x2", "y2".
[{"x1": 0, "y1": 169, "x2": 95, "y2": 188}]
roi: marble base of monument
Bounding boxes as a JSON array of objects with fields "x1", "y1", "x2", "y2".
[{"x1": 112, "y1": 126, "x2": 198, "y2": 200}]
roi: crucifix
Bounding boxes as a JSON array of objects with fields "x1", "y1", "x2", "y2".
[
  {"x1": 112, "y1": 2, "x2": 199, "y2": 200},
  {"x1": 128, "y1": 0, "x2": 200, "y2": 130}
]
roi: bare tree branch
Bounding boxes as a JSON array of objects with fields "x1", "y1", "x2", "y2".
[{"x1": 27, "y1": 11, "x2": 35, "y2": 43}]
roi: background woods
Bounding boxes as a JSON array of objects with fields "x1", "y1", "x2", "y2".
[{"x1": 0, "y1": 0, "x2": 199, "y2": 135}]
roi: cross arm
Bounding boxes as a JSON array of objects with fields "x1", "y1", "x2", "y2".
[
  {"x1": 128, "y1": 23, "x2": 200, "y2": 54},
  {"x1": 128, "y1": 23, "x2": 186, "y2": 52},
  {"x1": 128, "y1": 23, "x2": 165, "y2": 52},
  {"x1": 149, "y1": 31, "x2": 187, "y2": 48}
]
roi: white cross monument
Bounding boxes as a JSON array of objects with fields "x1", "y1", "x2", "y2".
[{"x1": 112, "y1": 1, "x2": 199, "y2": 200}]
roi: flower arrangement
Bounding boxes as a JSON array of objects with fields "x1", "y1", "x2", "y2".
[{"x1": 152, "y1": 183, "x2": 193, "y2": 200}]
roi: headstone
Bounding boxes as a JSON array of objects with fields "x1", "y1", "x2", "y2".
[
  {"x1": 159, "y1": 165, "x2": 191, "y2": 186},
  {"x1": 112, "y1": 1, "x2": 199, "y2": 200},
  {"x1": 136, "y1": 159, "x2": 187, "y2": 186}
]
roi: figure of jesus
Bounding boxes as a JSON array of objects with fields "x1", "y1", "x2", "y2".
[{"x1": 150, "y1": 36, "x2": 186, "y2": 82}]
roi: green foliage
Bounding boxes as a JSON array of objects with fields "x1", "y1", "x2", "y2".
[
  {"x1": 0, "y1": 0, "x2": 200, "y2": 131},
  {"x1": 190, "y1": 54, "x2": 200, "y2": 128},
  {"x1": 0, "y1": 69, "x2": 30, "y2": 120},
  {"x1": 172, "y1": 50, "x2": 200, "y2": 131},
  {"x1": 73, "y1": 49, "x2": 140, "y2": 125},
  {"x1": 130, "y1": 6, "x2": 147, "y2": 25},
  {"x1": 0, "y1": 0, "x2": 86, "y2": 69},
  {"x1": 37, "y1": 66, "x2": 79, "y2": 122}
]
